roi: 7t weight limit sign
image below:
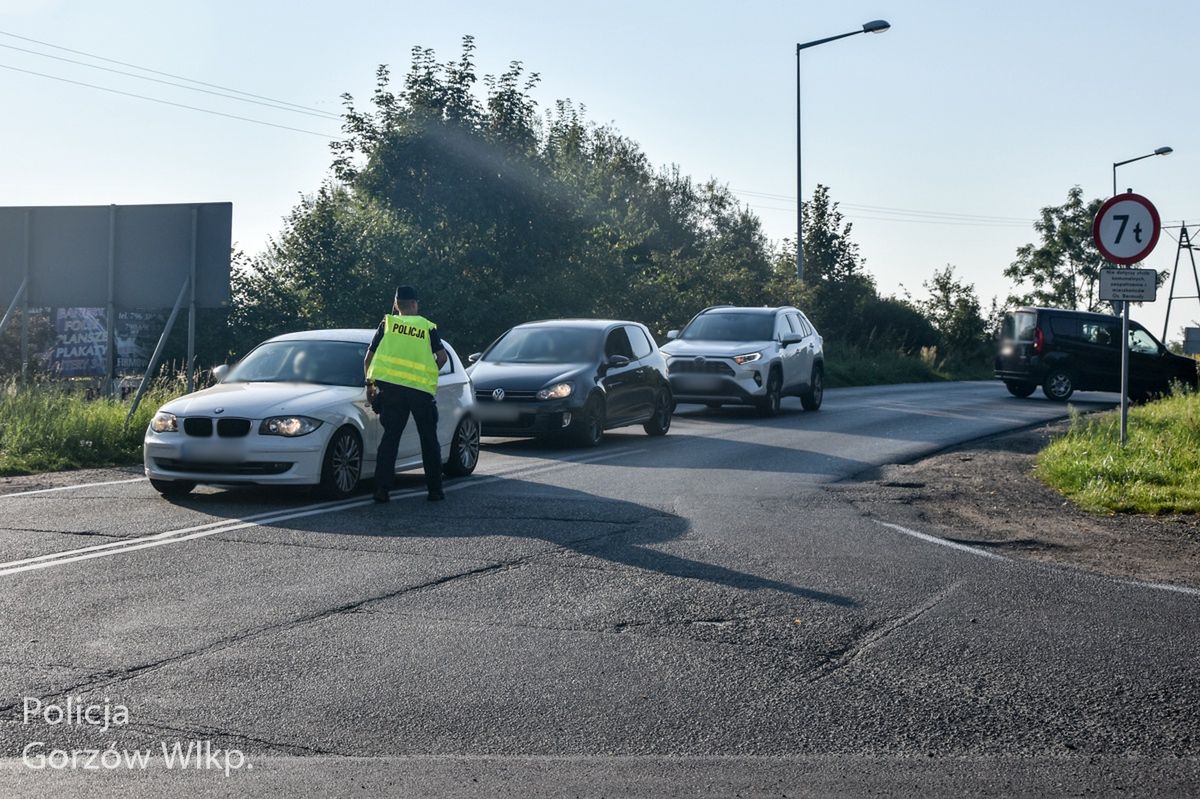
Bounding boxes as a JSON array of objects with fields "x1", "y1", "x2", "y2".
[{"x1": 1092, "y1": 192, "x2": 1161, "y2": 265}]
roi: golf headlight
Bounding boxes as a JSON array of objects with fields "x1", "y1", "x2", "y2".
[
  {"x1": 537, "y1": 382, "x2": 574, "y2": 401},
  {"x1": 150, "y1": 411, "x2": 178, "y2": 433},
  {"x1": 733, "y1": 352, "x2": 762, "y2": 365},
  {"x1": 259, "y1": 416, "x2": 323, "y2": 437}
]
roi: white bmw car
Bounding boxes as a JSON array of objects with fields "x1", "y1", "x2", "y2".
[{"x1": 143, "y1": 329, "x2": 480, "y2": 498}]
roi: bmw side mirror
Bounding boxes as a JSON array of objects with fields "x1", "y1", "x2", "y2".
[
  {"x1": 666, "y1": 330, "x2": 679, "y2": 340},
  {"x1": 468, "y1": 352, "x2": 482, "y2": 364},
  {"x1": 211, "y1": 364, "x2": 229, "y2": 383}
]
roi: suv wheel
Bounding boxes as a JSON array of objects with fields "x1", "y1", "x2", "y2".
[
  {"x1": 1005, "y1": 381, "x2": 1037, "y2": 398},
  {"x1": 800, "y1": 365, "x2": 824, "y2": 411},
  {"x1": 756, "y1": 369, "x2": 783, "y2": 417},
  {"x1": 1042, "y1": 369, "x2": 1074, "y2": 402}
]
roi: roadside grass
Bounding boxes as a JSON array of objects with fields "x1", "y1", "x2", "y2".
[
  {"x1": 0, "y1": 378, "x2": 186, "y2": 476},
  {"x1": 1037, "y1": 390, "x2": 1200, "y2": 514},
  {"x1": 824, "y1": 343, "x2": 990, "y2": 387}
]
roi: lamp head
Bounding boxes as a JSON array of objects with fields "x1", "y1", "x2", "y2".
[
  {"x1": 1155, "y1": 146, "x2": 1173, "y2": 156},
  {"x1": 862, "y1": 19, "x2": 891, "y2": 33}
]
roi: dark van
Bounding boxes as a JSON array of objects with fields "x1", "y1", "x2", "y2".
[{"x1": 995, "y1": 307, "x2": 1198, "y2": 401}]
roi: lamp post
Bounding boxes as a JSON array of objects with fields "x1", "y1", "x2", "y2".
[
  {"x1": 1108, "y1": 145, "x2": 1171, "y2": 447},
  {"x1": 1112, "y1": 146, "x2": 1172, "y2": 196},
  {"x1": 796, "y1": 19, "x2": 890, "y2": 281}
]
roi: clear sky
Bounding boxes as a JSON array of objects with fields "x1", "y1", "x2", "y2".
[{"x1": 1, "y1": 0, "x2": 1197, "y2": 340}]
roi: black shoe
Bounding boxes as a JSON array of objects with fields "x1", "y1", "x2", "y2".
[
  {"x1": 373, "y1": 490, "x2": 390, "y2": 503},
  {"x1": 427, "y1": 491, "x2": 445, "y2": 502}
]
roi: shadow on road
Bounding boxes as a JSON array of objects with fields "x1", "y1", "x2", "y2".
[{"x1": 163, "y1": 477, "x2": 859, "y2": 609}]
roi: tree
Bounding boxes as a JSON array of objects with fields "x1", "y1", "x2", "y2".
[
  {"x1": 918, "y1": 265, "x2": 989, "y2": 366},
  {"x1": 1005, "y1": 187, "x2": 1107, "y2": 312}
]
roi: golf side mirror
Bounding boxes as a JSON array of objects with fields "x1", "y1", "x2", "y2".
[{"x1": 606, "y1": 354, "x2": 631, "y2": 369}]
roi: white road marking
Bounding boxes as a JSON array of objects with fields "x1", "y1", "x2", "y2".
[
  {"x1": 875, "y1": 520, "x2": 1200, "y2": 599},
  {"x1": 0, "y1": 446, "x2": 646, "y2": 578},
  {"x1": 874, "y1": 521, "x2": 1007, "y2": 561},
  {"x1": 0, "y1": 477, "x2": 145, "y2": 498}
]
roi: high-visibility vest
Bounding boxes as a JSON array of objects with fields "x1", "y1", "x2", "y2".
[{"x1": 367, "y1": 314, "x2": 439, "y2": 395}]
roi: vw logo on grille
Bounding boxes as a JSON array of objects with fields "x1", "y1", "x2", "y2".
[
  {"x1": 492, "y1": 388, "x2": 505, "y2": 402},
  {"x1": 694, "y1": 357, "x2": 705, "y2": 365}
]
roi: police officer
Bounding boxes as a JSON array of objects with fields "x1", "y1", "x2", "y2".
[{"x1": 364, "y1": 285, "x2": 448, "y2": 502}]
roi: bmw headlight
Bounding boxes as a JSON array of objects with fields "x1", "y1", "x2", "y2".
[
  {"x1": 259, "y1": 416, "x2": 323, "y2": 437},
  {"x1": 733, "y1": 352, "x2": 763, "y2": 365},
  {"x1": 536, "y1": 382, "x2": 574, "y2": 401},
  {"x1": 150, "y1": 411, "x2": 178, "y2": 433}
]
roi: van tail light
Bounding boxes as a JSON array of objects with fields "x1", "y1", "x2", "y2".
[{"x1": 1032, "y1": 327, "x2": 1045, "y2": 355}]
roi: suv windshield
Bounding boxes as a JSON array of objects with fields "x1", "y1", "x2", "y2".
[
  {"x1": 483, "y1": 327, "x2": 601, "y2": 364},
  {"x1": 225, "y1": 340, "x2": 368, "y2": 386},
  {"x1": 681, "y1": 312, "x2": 775, "y2": 342}
]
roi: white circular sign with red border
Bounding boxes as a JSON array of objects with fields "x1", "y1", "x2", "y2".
[{"x1": 1092, "y1": 192, "x2": 1161, "y2": 265}]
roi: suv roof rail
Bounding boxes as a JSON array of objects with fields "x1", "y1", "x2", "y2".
[{"x1": 697, "y1": 304, "x2": 735, "y2": 314}]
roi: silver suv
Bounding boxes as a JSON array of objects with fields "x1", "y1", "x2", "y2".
[{"x1": 660, "y1": 306, "x2": 824, "y2": 416}]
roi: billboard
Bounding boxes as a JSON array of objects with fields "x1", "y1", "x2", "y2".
[{"x1": 0, "y1": 202, "x2": 232, "y2": 310}]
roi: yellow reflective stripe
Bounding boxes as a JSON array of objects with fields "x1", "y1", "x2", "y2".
[
  {"x1": 374, "y1": 352, "x2": 438, "y2": 377},
  {"x1": 373, "y1": 365, "x2": 435, "y2": 386}
]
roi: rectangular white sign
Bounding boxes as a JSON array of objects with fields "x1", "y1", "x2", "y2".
[{"x1": 1099, "y1": 267, "x2": 1157, "y2": 302}]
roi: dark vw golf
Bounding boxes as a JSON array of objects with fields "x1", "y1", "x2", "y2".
[{"x1": 466, "y1": 319, "x2": 673, "y2": 446}]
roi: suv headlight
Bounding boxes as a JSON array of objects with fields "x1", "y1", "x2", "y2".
[
  {"x1": 733, "y1": 352, "x2": 762, "y2": 365},
  {"x1": 259, "y1": 416, "x2": 323, "y2": 437},
  {"x1": 536, "y1": 382, "x2": 574, "y2": 400},
  {"x1": 150, "y1": 411, "x2": 178, "y2": 433}
]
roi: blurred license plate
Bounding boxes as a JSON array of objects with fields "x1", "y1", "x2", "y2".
[
  {"x1": 477, "y1": 405, "x2": 520, "y2": 422},
  {"x1": 679, "y1": 375, "x2": 721, "y2": 391},
  {"x1": 180, "y1": 440, "x2": 240, "y2": 461}
]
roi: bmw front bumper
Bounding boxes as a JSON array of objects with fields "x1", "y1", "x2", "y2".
[{"x1": 143, "y1": 423, "x2": 331, "y2": 486}]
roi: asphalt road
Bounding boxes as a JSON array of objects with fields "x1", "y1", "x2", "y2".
[{"x1": 1, "y1": 381, "x2": 1196, "y2": 797}]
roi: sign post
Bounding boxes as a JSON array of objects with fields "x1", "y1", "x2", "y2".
[{"x1": 1093, "y1": 192, "x2": 1162, "y2": 446}]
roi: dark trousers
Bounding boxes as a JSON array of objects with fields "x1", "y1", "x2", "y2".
[{"x1": 373, "y1": 384, "x2": 443, "y2": 495}]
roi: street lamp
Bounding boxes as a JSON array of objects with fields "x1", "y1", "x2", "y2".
[
  {"x1": 796, "y1": 19, "x2": 890, "y2": 280},
  {"x1": 1112, "y1": 146, "x2": 1172, "y2": 196}
]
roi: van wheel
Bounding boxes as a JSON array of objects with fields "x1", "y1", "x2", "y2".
[
  {"x1": 800, "y1": 365, "x2": 824, "y2": 411},
  {"x1": 1042, "y1": 370, "x2": 1074, "y2": 402},
  {"x1": 150, "y1": 478, "x2": 195, "y2": 497},
  {"x1": 319, "y1": 426, "x2": 362, "y2": 499},
  {"x1": 444, "y1": 415, "x2": 480, "y2": 476},
  {"x1": 1005, "y1": 381, "x2": 1037, "y2": 398}
]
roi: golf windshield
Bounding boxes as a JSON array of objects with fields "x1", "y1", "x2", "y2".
[
  {"x1": 225, "y1": 340, "x2": 369, "y2": 386},
  {"x1": 681, "y1": 312, "x2": 775, "y2": 342},
  {"x1": 483, "y1": 327, "x2": 601, "y2": 364}
]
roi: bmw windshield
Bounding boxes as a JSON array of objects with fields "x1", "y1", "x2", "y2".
[
  {"x1": 681, "y1": 312, "x2": 774, "y2": 342},
  {"x1": 482, "y1": 327, "x2": 601, "y2": 364},
  {"x1": 225, "y1": 340, "x2": 369, "y2": 386}
]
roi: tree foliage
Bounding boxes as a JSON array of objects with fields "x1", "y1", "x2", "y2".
[
  {"x1": 1005, "y1": 186, "x2": 1108, "y2": 312},
  {"x1": 918, "y1": 265, "x2": 989, "y2": 366}
]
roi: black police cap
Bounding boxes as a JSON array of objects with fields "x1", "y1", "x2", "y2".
[{"x1": 394, "y1": 285, "x2": 419, "y2": 303}]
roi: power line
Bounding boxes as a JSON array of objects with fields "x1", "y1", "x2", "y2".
[
  {"x1": 743, "y1": 201, "x2": 1034, "y2": 228},
  {"x1": 0, "y1": 62, "x2": 341, "y2": 139},
  {"x1": 0, "y1": 28, "x2": 333, "y2": 117},
  {"x1": 0, "y1": 40, "x2": 341, "y2": 120}
]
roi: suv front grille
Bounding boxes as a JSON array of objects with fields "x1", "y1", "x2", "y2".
[{"x1": 669, "y1": 359, "x2": 735, "y2": 377}]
